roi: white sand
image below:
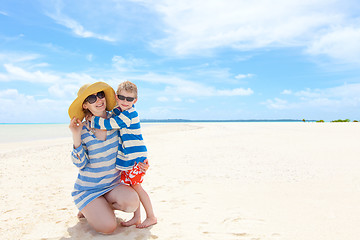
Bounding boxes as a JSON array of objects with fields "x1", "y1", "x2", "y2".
[{"x1": 1, "y1": 122, "x2": 360, "y2": 240}]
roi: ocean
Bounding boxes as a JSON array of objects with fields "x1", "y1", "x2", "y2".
[
  {"x1": 0, "y1": 120, "x2": 307, "y2": 143},
  {"x1": 0, "y1": 123, "x2": 71, "y2": 143}
]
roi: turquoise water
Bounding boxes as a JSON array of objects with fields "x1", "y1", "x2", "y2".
[
  {"x1": 0, "y1": 120, "x2": 309, "y2": 143},
  {"x1": 0, "y1": 123, "x2": 154, "y2": 143},
  {"x1": 0, "y1": 124, "x2": 71, "y2": 143},
  {"x1": 141, "y1": 119, "x2": 307, "y2": 123}
]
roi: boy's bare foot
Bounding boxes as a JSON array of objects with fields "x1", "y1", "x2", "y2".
[
  {"x1": 121, "y1": 216, "x2": 141, "y2": 227},
  {"x1": 136, "y1": 216, "x2": 157, "y2": 229}
]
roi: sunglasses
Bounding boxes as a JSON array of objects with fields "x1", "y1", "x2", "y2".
[
  {"x1": 85, "y1": 91, "x2": 105, "y2": 104},
  {"x1": 117, "y1": 94, "x2": 135, "y2": 102}
]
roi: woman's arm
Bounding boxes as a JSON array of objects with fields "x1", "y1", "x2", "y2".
[
  {"x1": 69, "y1": 117, "x2": 83, "y2": 148},
  {"x1": 69, "y1": 117, "x2": 89, "y2": 169},
  {"x1": 71, "y1": 144, "x2": 89, "y2": 169}
]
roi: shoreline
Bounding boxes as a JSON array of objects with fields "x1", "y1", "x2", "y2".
[{"x1": 1, "y1": 121, "x2": 358, "y2": 143}]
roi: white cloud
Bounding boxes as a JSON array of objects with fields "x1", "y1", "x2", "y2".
[
  {"x1": 235, "y1": 73, "x2": 254, "y2": 79},
  {"x1": 217, "y1": 88, "x2": 253, "y2": 96},
  {"x1": 65, "y1": 72, "x2": 100, "y2": 83},
  {"x1": 136, "y1": 0, "x2": 360, "y2": 64},
  {"x1": 1, "y1": 89, "x2": 22, "y2": 98},
  {"x1": 0, "y1": 89, "x2": 68, "y2": 123},
  {"x1": 264, "y1": 98, "x2": 289, "y2": 109},
  {"x1": 0, "y1": 61, "x2": 104, "y2": 105},
  {"x1": 2, "y1": 64, "x2": 60, "y2": 83},
  {"x1": 86, "y1": 54, "x2": 93, "y2": 62},
  {"x1": 0, "y1": 11, "x2": 8, "y2": 16},
  {"x1": 294, "y1": 88, "x2": 322, "y2": 98},
  {"x1": 0, "y1": 53, "x2": 42, "y2": 63},
  {"x1": 305, "y1": 26, "x2": 360, "y2": 64},
  {"x1": 145, "y1": 0, "x2": 341, "y2": 53},
  {"x1": 0, "y1": 73, "x2": 7, "y2": 81},
  {"x1": 28, "y1": 63, "x2": 50, "y2": 69},
  {"x1": 296, "y1": 84, "x2": 360, "y2": 100},
  {"x1": 128, "y1": 72, "x2": 254, "y2": 97},
  {"x1": 266, "y1": 83, "x2": 360, "y2": 110},
  {"x1": 46, "y1": 6, "x2": 115, "y2": 42},
  {"x1": 112, "y1": 56, "x2": 144, "y2": 72},
  {"x1": 0, "y1": 61, "x2": 101, "y2": 87},
  {"x1": 157, "y1": 96, "x2": 168, "y2": 102},
  {"x1": 281, "y1": 90, "x2": 293, "y2": 95},
  {"x1": 48, "y1": 83, "x2": 80, "y2": 98}
]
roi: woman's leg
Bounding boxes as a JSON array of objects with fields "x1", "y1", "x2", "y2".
[
  {"x1": 80, "y1": 196, "x2": 117, "y2": 234},
  {"x1": 104, "y1": 184, "x2": 140, "y2": 213}
]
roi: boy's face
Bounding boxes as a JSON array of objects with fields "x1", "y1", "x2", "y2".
[{"x1": 116, "y1": 90, "x2": 137, "y2": 111}]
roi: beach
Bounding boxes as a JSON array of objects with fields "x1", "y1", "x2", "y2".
[{"x1": 1, "y1": 122, "x2": 360, "y2": 240}]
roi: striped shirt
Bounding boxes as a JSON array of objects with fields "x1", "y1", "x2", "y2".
[
  {"x1": 71, "y1": 120, "x2": 122, "y2": 211},
  {"x1": 90, "y1": 106, "x2": 147, "y2": 171}
]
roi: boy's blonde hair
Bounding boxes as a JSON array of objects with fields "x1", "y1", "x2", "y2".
[{"x1": 117, "y1": 81, "x2": 138, "y2": 98}]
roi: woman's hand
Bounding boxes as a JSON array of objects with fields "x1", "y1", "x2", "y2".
[
  {"x1": 69, "y1": 117, "x2": 83, "y2": 134},
  {"x1": 69, "y1": 117, "x2": 83, "y2": 148},
  {"x1": 138, "y1": 159, "x2": 149, "y2": 173}
]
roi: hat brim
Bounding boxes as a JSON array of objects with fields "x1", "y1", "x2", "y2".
[{"x1": 68, "y1": 82, "x2": 117, "y2": 121}]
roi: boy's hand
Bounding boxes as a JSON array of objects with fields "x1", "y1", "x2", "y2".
[
  {"x1": 138, "y1": 159, "x2": 149, "y2": 173},
  {"x1": 85, "y1": 112, "x2": 93, "y2": 121}
]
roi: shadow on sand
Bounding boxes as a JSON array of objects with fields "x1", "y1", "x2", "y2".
[{"x1": 60, "y1": 217, "x2": 156, "y2": 240}]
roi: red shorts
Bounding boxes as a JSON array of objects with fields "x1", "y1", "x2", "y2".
[{"x1": 120, "y1": 164, "x2": 145, "y2": 185}]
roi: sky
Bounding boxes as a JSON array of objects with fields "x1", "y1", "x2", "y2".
[{"x1": 1, "y1": 0, "x2": 360, "y2": 123}]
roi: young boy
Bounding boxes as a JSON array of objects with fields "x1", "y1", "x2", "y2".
[{"x1": 90, "y1": 81, "x2": 157, "y2": 228}]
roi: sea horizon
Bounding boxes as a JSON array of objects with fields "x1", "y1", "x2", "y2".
[{"x1": 0, "y1": 119, "x2": 316, "y2": 125}]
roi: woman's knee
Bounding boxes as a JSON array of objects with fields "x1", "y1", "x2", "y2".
[
  {"x1": 81, "y1": 196, "x2": 118, "y2": 234},
  {"x1": 107, "y1": 185, "x2": 140, "y2": 213},
  {"x1": 124, "y1": 188, "x2": 140, "y2": 212},
  {"x1": 93, "y1": 219, "x2": 117, "y2": 234},
  {"x1": 123, "y1": 199, "x2": 140, "y2": 213},
  {"x1": 114, "y1": 193, "x2": 139, "y2": 212}
]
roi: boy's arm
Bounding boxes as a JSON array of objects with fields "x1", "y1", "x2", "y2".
[
  {"x1": 90, "y1": 109, "x2": 132, "y2": 130},
  {"x1": 112, "y1": 107, "x2": 122, "y2": 116}
]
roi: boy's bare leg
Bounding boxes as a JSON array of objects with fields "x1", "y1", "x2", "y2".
[{"x1": 132, "y1": 184, "x2": 157, "y2": 228}]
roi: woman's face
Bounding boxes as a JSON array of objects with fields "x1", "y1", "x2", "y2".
[{"x1": 82, "y1": 91, "x2": 107, "y2": 117}]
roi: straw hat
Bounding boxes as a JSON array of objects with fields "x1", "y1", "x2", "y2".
[{"x1": 68, "y1": 82, "x2": 117, "y2": 121}]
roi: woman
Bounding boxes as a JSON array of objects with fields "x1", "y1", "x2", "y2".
[{"x1": 68, "y1": 82, "x2": 149, "y2": 234}]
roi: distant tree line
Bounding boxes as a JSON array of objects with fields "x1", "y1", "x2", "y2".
[{"x1": 313, "y1": 119, "x2": 359, "y2": 122}]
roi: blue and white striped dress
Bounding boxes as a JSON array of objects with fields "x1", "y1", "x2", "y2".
[{"x1": 71, "y1": 120, "x2": 122, "y2": 211}]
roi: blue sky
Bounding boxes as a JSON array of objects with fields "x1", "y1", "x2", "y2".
[{"x1": 1, "y1": 0, "x2": 360, "y2": 123}]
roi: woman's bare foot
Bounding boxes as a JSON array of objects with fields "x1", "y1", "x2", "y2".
[
  {"x1": 121, "y1": 215, "x2": 141, "y2": 227},
  {"x1": 77, "y1": 211, "x2": 85, "y2": 219},
  {"x1": 136, "y1": 216, "x2": 157, "y2": 229}
]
